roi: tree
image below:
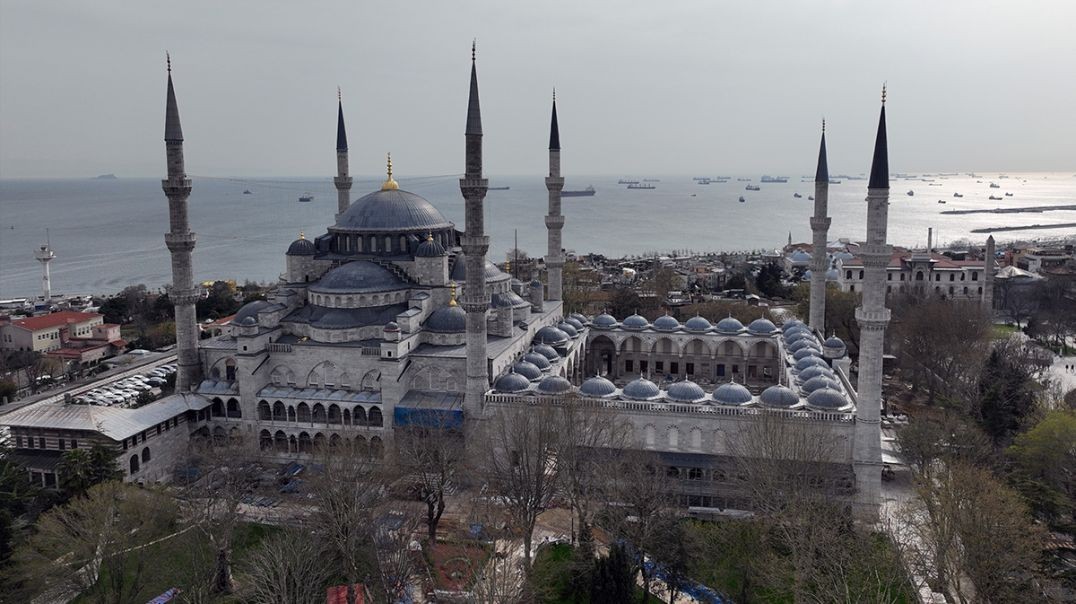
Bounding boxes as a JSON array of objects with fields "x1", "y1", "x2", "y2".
[
  {"x1": 56, "y1": 445, "x2": 121, "y2": 499},
  {"x1": 15, "y1": 481, "x2": 179, "y2": 603},
  {"x1": 394, "y1": 418, "x2": 464, "y2": 543},
  {"x1": 895, "y1": 413, "x2": 993, "y2": 478},
  {"x1": 608, "y1": 287, "x2": 641, "y2": 319},
  {"x1": 1008, "y1": 410, "x2": 1076, "y2": 525},
  {"x1": 976, "y1": 339, "x2": 1043, "y2": 445},
  {"x1": 562, "y1": 260, "x2": 595, "y2": 315},
  {"x1": 240, "y1": 528, "x2": 333, "y2": 604},
  {"x1": 476, "y1": 401, "x2": 563, "y2": 569},
  {"x1": 794, "y1": 285, "x2": 861, "y2": 357},
  {"x1": 0, "y1": 380, "x2": 16, "y2": 404},
  {"x1": 725, "y1": 273, "x2": 747, "y2": 291},
  {"x1": 590, "y1": 542, "x2": 634, "y2": 604},
  {"x1": 754, "y1": 261, "x2": 792, "y2": 299}
]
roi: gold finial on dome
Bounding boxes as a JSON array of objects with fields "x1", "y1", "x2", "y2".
[
  {"x1": 448, "y1": 281, "x2": 458, "y2": 306},
  {"x1": 426, "y1": 232, "x2": 434, "y2": 241},
  {"x1": 299, "y1": 230, "x2": 305, "y2": 240},
  {"x1": 381, "y1": 152, "x2": 399, "y2": 191}
]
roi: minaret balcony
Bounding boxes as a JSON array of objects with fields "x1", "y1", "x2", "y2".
[{"x1": 545, "y1": 176, "x2": 564, "y2": 190}]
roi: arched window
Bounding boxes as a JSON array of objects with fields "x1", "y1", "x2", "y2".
[
  {"x1": 845, "y1": 270, "x2": 852, "y2": 279},
  {"x1": 858, "y1": 270, "x2": 864, "y2": 279},
  {"x1": 368, "y1": 406, "x2": 383, "y2": 427},
  {"x1": 272, "y1": 401, "x2": 286, "y2": 421},
  {"x1": 226, "y1": 398, "x2": 241, "y2": 419},
  {"x1": 328, "y1": 404, "x2": 342, "y2": 424},
  {"x1": 353, "y1": 435, "x2": 368, "y2": 455},
  {"x1": 287, "y1": 406, "x2": 296, "y2": 422},
  {"x1": 353, "y1": 406, "x2": 368, "y2": 425},
  {"x1": 297, "y1": 403, "x2": 311, "y2": 423},
  {"x1": 330, "y1": 433, "x2": 342, "y2": 448},
  {"x1": 298, "y1": 432, "x2": 312, "y2": 454},
  {"x1": 142, "y1": 448, "x2": 151, "y2": 464},
  {"x1": 384, "y1": 236, "x2": 392, "y2": 253},
  {"x1": 257, "y1": 400, "x2": 271, "y2": 421},
  {"x1": 312, "y1": 403, "x2": 326, "y2": 423},
  {"x1": 274, "y1": 431, "x2": 288, "y2": 452},
  {"x1": 225, "y1": 359, "x2": 237, "y2": 381},
  {"x1": 949, "y1": 273, "x2": 955, "y2": 282},
  {"x1": 343, "y1": 408, "x2": 352, "y2": 425},
  {"x1": 400, "y1": 235, "x2": 407, "y2": 251},
  {"x1": 211, "y1": 398, "x2": 224, "y2": 417},
  {"x1": 313, "y1": 433, "x2": 326, "y2": 450},
  {"x1": 259, "y1": 430, "x2": 272, "y2": 450},
  {"x1": 129, "y1": 455, "x2": 140, "y2": 474},
  {"x1": 916, "y1": 272, "x2": 924, "y2": 281}
]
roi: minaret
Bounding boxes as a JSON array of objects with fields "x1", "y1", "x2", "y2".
[
  {"x1": 808, "y1": 120, "x2": 831, "y2": 333},
  {"x1": 334, "y1": 88, "x2": 353, "y2": 217},
  {"x1": 161, "y1": 55, "x2": 201, "y2": 392},
  {"x1": 34, "y1": 235, "x2": 55, "y2": 302},
  {"x1": 545, "y1": 90, "x2": 565, "y2": 302},
  {"x1": 460, "y1": 42, "x2": 491, "y2": 415},
  {"x1": 852, "y1": 87, "x2": 891, "y2": 519},
  {"x1": 983, "y1": 235, "x2": 995, "y2": 311}
]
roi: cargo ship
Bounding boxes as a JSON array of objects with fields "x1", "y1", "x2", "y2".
[{"x1": 562, "y1": 186, "x2": 596, "y2": 197}]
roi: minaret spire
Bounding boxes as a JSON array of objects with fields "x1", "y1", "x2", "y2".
[
  {"x1": 161, "y1": 55, "x2": 200, "y2": 391},
  {"x1": 334, "y1": 88, "x2": 353, "y2": 216},
  {"x1": 852, "y1": 87, "x2": 893, "y2": 520},
  {"x1": 808, "y1": 119, "x2": 831, "y2": 333},
  {"x1": 460, "y1": 41, "x2": 491, "y2": 416},
  {"x1": 545, "y1": 89, "x2": 565, "y2": 301}
]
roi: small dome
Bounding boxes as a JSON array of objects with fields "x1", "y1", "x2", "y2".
[
  {"x1": 806, "y1": 388, "x2": 851, "y2": 412},
  {"x1": 684, "y1": 315, "x2": 712, "y2": 332},
  {"x1": 622, "y1": 377, "x2": 661, "y2": 401},
  {"x1": 530, "y1": 279, "x2": 542, "y2": 287},
  {"x1": 797, "y1": 365, "x2": 836, "y2": 382},
  {"x1": 653, "y1": 314, "x2": 681, "y2": 332},
  {"x1": 785, "y1": 331, "x2": 816, "y2": 346},
  {"x1": 569, "y1": 313, "x2": 589, "y2": 324},
  {"x1": 803, "y1": 270, "x2": 812, "y2": 279},
  {"x1": 783, "y1": 319, "x2": 806, "y2": 329},
  {"x1": 713, "y1": 382, "x2": 753, "y2": 406},
  {"x1": 564, "y1": 317, "x2": 584, "y2": 331},
  {"x1": 666, "y1": 380, "x2": 707, "y2": 403},
  {"x1": 747, "y1": 318, "x2": 777, "y2": 334},
  {"x1": 492, "y1": 291, "x2": 529, "y2": 308},
  {"x1": 759, "y1": 385, "x2": 800, "y2": 408},
  {"x1": 425, "y1": 305, "x2": 467, "y2": 333},
  {"x1": 512, "y1": 361, "x2": 543, "y2": 381},
  {"x1": 825, "y1": 268, "x2": 840, "y2": 281},
  {"x1": 537, "y1": 375, "x2": 573, "y2": 395},
  {"x1": 795, "y1": 356, "x2": 829, "y2": 372},
  {"x1": 237, "y1": 316, "x2": 257, "y2": 327},
  {"x1": 622, "y1": 314, "x2": 649, "y2": 330},
  {"x1": 234, "y1": 300, "x2": 270, "y2": 325},
  {"x1": 592, "y1": 314, "x2": 618, "y2": 329},
  {"x1": 557, "y1": 322, "x2": 580, "y2": 338},
  {"x1": 494, "y1": 372, "x2": 531, "y2": 393},
  {"x1": 415, "y1": 235, "x2": 446, "y2": 257},
  {"x1": 801, "y1": 375, "x2": 842, "y2": 394},
  {"x1": 715, "y1": 316, "x2": 745, "y2": 334},
  {"x1": 788, "y1": 338, "x2": 821, "y2": 354},
  {"x1": 793, "y1": 347, "x2": 823, "y2": 361},
  {"x1": 580, "y1": 376, "x2": 617, "y2": 397},
  {"x1": 535, "y1": 326, "x2": 570, "y2": 346},
  {"x1": 823, "y1": 335, "x2": 847, "y2": 359},
  {"x1": 791, "y1": 250, "x2": 812, "y2": 262},
  {"x1": 522, "y1": 352, "x2": 552, "y2": 371},
  {"x1": 782, "y1": 322, "x2": 809, "y2": 339},
  {"x1": 532, "y1": 344, "x2": 560, "y2": 362},
  {"x1": 287, "y1": 236, "x2": 316, "y2": 256},
  {"x1": 384, "y1": 321, "x2": 400, "y2": 332}
]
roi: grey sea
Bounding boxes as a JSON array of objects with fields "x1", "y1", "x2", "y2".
[{"x1": 2, "y1": 173, "x2": 1074, "y2": 299}]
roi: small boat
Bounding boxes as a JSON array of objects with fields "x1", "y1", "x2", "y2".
[
  {"x1": 793, "y1": 193, "x2": 802, "y2": 198},
  {"x1": 298, "y1": 193, "x2": 314, "y2": 202},
  {"x1": 988, "y1": 195, "x2": 1002, "y2": 200},
  {"x1": 627, "y1": 183, "x2": 655, "y2": 190},
  {"x1": 760, "y1": 175, "x2": 788, "y2": 183},
  {"x1": 242, "y1": 189, "x2": 252, "y2": 195},
  {"x1": 697, "y1": 178, "x2": 711, "y2": 185},
  {"x1": 953, "y1": 192, "x2": 963, "y2": 198},
  {"x1": 745, "y1": 184, "x2": 760, "y2": 191},
  {"x1": 937, "y1": 200, "x2": 947, "y2": 204},
  {"x1": 562, "y1": 185, "x2": 596, "y2": 197},
  {"x1": 737, "y1": 178, "x2": 752, "y2": 182},
  {"x1": 808, "y1": 196, "x2": 814, "y2": 201},
  {"x1": 828, "y1": 179, "x2": 842, "y2": 184},
  {"x1": 906, "y1": 190, "x2": 914, "y2": 196},
  {"x1": 1004, "y1": 192, "x2": 1013, "y2": 197},
  {"x1": 738, "y1": 196, "x2": 746, "y2": 203},
  {"x1": 989, "y1": 182, "x2": 1000, "y2": 188},
  {"x1": 928, "y1": 183, "x2": 942, "y2": 186},
  {"x1": 618, "y1": 179, "x2": 639, "y2": 185},
  {"x1": 643, "y1": 178, "x2": 661, "y2": 182},
  {"x1": 690, "y1": 193, "x2": 697, "y2": 197},
  {"x1": 488, "y1": 186, "x2": 510, "y2": 191}
]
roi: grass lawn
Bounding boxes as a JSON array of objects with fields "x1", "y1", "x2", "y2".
[
  {"x1": 531, "y1": 542, "x2": 662, "y2": 604},
  {"x1": 992, "y1": 323, "x2": 1020, "y2": 339}
]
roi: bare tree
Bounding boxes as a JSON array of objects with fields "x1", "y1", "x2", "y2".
[
  {"x1": 240, "y1": 527, "x2": 332, "y2": 604},
  {"x1": 394, "y1": 416, "x2": 465, "y2": 543},
  {"x1": 475, "y1": 401, "x2": 563, "y2": 569},
  {"x1": 466, "y1": 491, "x2": 527, "y2": 604}
]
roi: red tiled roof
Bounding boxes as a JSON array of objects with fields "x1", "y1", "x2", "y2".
[
  {"x1": 842, "y1": 251, "x2": 986, "y2": 270},
  {"x1": 12, "y1": 311, "x2": 102, "y2": 332}
]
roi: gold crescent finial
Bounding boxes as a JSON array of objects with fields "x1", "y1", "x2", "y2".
[
  {"x1": 299, "y1": 230, "x2": 305, "y2": 240},
  {"x1": 426, "y1": 232, "x2": 434, "y2": 241},
  {"x1": 381, "y1": 152, "x2": 399, "y2": 190},
  {"x1": 166, "y1": 52, "x2": 171, "y2": 73},
  {"x1": 448, "y1": 281, "x2": 458, "y2": 306}
]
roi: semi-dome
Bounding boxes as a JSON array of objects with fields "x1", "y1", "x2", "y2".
[
  {"x1": 713, "y1": 382, "x2": 753, "y2": 406},
  {"x1": 415, "y1": 234, "x2": 446, "y2": 257},
  {"x1": 653, "y1": 314, "x2": 681, "y2": 332},
  {"x1": 759, "y1": 385, "x2": 800, "y2": 408},
  {"x1": 793, "y1": 347, "x2": 823, "y2": 361},
  {"x1": 424, "y1": 305, "x2": 466, "y2": 333},
  {"x1": 580, "y1": 376, "x2": 617, "y2": 397},
  {"x1": 492, "y1": 291, "x2": 529, "y2": 308},
  {"x1": 592, "y1": 314, "x2": 618, "y2": 329},
  {"x1": 806, "y1": 388, "x2": 851, "y2": 412},
  {"x1": 234, "y1": 300, "x2": 270, "y2": 325},
  {"x1": 797, "y1": 365, "x2": 836, "y2": 382},
  {"x1": 535, "y1": 326, "x2": 570, "y2": 346},
  {"x1": 684, "y1": 315, "x2": 712, "y2": 332},
  {"x1": 334, "y1": 189, "x2": 453, "y2": 233},
  {"x1": 286, "y1": 236, "x2": 316, "y2": 256},
  {"x1": 310, "y1": 261, "x2": 408, "y2": 294},
  {"x1": 532, "y1": 344, "x2": 561, "y2": 362},
  {"x1": 512, "y1": 361, "x2": 543, "y2": 381},
  {"x1": 715, "y1": 316, "x2": 745, "y2": 334},
  {"x1": 801, "y1": 375, "x2": 842, "y2": 394},
  {"x1": 795, "y1": 356, "x2": 829, "y2": 372},
  {"x1": 666, "y1": 380, "x2": 707, "y2": 403},
  {"x1": 622, "y1": 314, "x2": 649, "y2": 330},
  {"x1": 522, "y1": 352, "x2": 552, "y2": 370},
  {"x1": 494, "y1": 371, "x2": 531, "y2": 394},
  {"x1": 788, "y1": 338, "x2": 821, "y2": 354},
  {"x1": 450, "y1": 259, "x2": 508, "y2": 283},
  {"x1": 622, "y1": 377, "x2": 661, "y2": 401},
  {"x1": 537, "y1": 375, "x2": 573, "y2": 395},
  {"x1": 557, "y1": 322, "x2": 580, "y2": 338},
  {"x1": 564, "y1": 317, "x2": 584, "y2": 331},
  {"x1": 747, "y1": 318, "x2": 777, "y2": 334}
]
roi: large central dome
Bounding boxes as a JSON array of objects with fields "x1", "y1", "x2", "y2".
[{"x1": 334, "y1": 189, "x2": 454, "y2": 233}]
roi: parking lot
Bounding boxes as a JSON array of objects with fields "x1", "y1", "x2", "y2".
[{"x1": 73, "y1": 363, "x2": 177, "y2": 407}]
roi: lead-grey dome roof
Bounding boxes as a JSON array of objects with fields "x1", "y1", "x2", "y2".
[
  {"x1": 536, "y1": 326, "x2": 570, "y2": 346},
  {"x1": 523, "y1": 351, "x2": 552, "y2": 370},
  {"x1": 592, "y1": 314, "x2": 618, "y2": 329},
  {"x1": 424, "y1": 305, "x2": 467, "y2": 333},
  {"x1": 564, "y1": 317, "x2": 584, "y2": 331},
  {"x1": 793, "y1": 347, "x2": 823, "y2": 361},
  {"x1": 789, "y1": 338, "x2": 821, "y2": 354},
  {"x1": 797, "y1": 365, "x2": 836, "y2": 382},
  {"x1": 716, "y1": 317, "x2": 745, "y2": 334},
  {"x1": 622, "y1": 314, "x2": 649, "y2": 330},
  {"x1": 713, "y1": 382, "x2": 753, "y2": 406},
  {"x1": 666, "y1": 380, "x2": 706, "y2": 403},
  {"x1": 653, "y1": 314, "x2": 680, "y2": 332},
  {"x1": 512, "y1": 361, "x2": 543, "y2": 381},
  {"x1": 795, "y1": 356, "x2": 829, "y2": 372},
  {"x1": 801, "y1": 375, "x2": 842, "y2": 394},
  {"x1": 580, "y1": 376, "x2": 617, "y2": 397},
  {"x1": 415, "y1": 236, "x2": 446, "y2": 257},
  {"x1": 806, "y1": 388, "x2": 851, "y2": 411},
  {"x1": 537, "y1": 375, "x2": 573, "y2": 395},
  {"x1": 334, "y1": 189, "x2": 454, "y2": 233},
  {"x1": 569, "y1": 313, "x2": 588, "y2": 324},
  {"x1": 494, "y1": 372, "x2": 531, "y2": 393},
  {"x1": 532, "y1": 344, "x2": 561, "y2": 362},
  {"x1": 747, "y1": 318, "x2": 777, "y2": 334},
  {"x1": 287, "y1": 237, "x2": 316, "y2": 256},
  {"x1": 450, "y1": 258, "x2": 508, "y2": 283},
  {"x1": 234, "y1": 300, "x2": 271, "y2": 325},
  {"x1": 684, "y1": 315, "x2": 712, "y2": 332},
  {"x1": 759, "y1": 385, "x2": 800, "y2": 408},
  {"x1": 557, "y1": 322, "x2": 580, "y2": 338},
  {"x1": 622, "y1": 377, "x2": 661, "y2": 401},
  {"x1": 310, "y1": 261, "x2": 409, "y2": 294}
]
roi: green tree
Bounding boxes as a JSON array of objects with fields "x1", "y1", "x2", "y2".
[
  {"x1": 0, "y1": 380, "x2": 16, "y2": 404},
  {"x1": 1008, "y1": 410, "x2": 1076, "y2": 525},
  {"x1": 794, "y1": 283, "x2": 861, "y2": 357},
  {"x1": 754, "y1": 261, "x2": 791, "y2": 299},
  {"x1": 724, "y1": 273, "x2": 747, "y2": 291},
  {"x1": 977, "y1": 343, "x2": 1041, "y2": 445},
  {"x1": 608, "y1": 287, "x2": 642, "y2": 319},
  {"x1": 56, "y1": 445, "x2": 121, "y2": 499},
  {"x1": 590, "y1": 542, "x2": 634, "y2": 604}
]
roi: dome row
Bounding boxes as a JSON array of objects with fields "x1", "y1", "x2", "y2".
[{"x1": 590, "y1": 314, "x2": 777, "y2": 335}]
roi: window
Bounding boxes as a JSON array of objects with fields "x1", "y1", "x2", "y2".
[
  {"x1": 71, "y1": 439, "x2": 77, "y2": 449},
  {"x1": 887, "y1": 273, "x2": 892, "y2": 281},
  {"x1": 655, "y1": 361, "x2": 664, "y2": 373},
  {"x1": 916, "y1": 272, "x2": 924, "y2": 281},
  {"x1": 972, "y1": 271, "x2": 979, "y2": 281},
  {"x1": 688, "y1": 468, "x2": 703, "y2": 480},
  {"x1": 123, "y1": 438, "x2": 128, "y2": 451},
  {"x1": 732, "y1": 364, "x2": 740, "y2": 374},
  {"x1": 670, "y1": 362, "x2": 679, "y2": 375},
  {"x1": 859, "y1": 270, "x2": 864, "y2": 279},
  {"x1": 960, "y1": 273, "x2": 966, "y2": 281},
  {"x1": 59, "y1": 439, "x2": 65, "y2": 451},
  {"x1": 934, "y1": 273, "x2": 940, "y2": 282},
  {"x1": 949, "y1": 273, "x2": 955, "y2": 282},
  {"x1": 978, "y1": 287, "x2": 983, "y2": 294},
  {"x1": 849, "y1": 285, "x2": 855, "y2": 292},
  {"x1": 157, "y1": 425, "x2": 162, "y2": 436},
  {"x1": 716, "y1": 364, "x2": 725, "y2": 377},
  {"x1": 15, "y1": 436, "x2": 21, "y2": 448},
  {"x1": 639, "y1": 360, "x2": 648, "y2": 374},
  {"x1": 845, "y1": 270, "x2": 852, "y2": 279},
  {"x1": 900, "y1": 273, "x2": 905, "y2": 281},
  {"x1": 686, "y1": 362, "x2": 695, "y2": 375},
  {"x1": 39, "y1": 437, "x2": 45, "y2": 449}
]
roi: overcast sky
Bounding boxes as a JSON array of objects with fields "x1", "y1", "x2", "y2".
[{"x1": 2, "y1": 1, "x2": 1074, "y2": 179}]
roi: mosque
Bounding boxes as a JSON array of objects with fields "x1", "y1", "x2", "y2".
[{"x1": 42, "y1": 47, "x2": 892, "y2": 518}]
